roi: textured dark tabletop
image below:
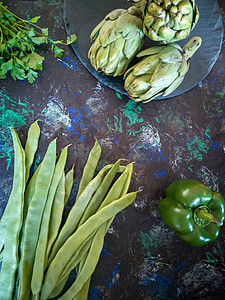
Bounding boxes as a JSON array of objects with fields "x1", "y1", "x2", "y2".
[{"x1": 0, "y1": 1, "x2": 225, "y2": 299}]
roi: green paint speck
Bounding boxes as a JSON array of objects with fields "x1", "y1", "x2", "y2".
[
  {"x1": 107, "y1": 100, "x2": 146, "y2": 135},
  {"x1": 116, "y1": 92, "x2": 122, "y2": 99},
  {"x1": 186, "y1": 135, "x2": 209, "y2": 162},
  {"x1": 216, "y1": 87, "x2": 225, "y2": 98},
  {"x1": 0, "y1": 92, "x2": 34, "y2": 169}
]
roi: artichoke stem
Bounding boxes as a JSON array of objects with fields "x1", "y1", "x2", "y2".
[{"x1": 182, "y1": 36, "x2": 202, "y2": 61}]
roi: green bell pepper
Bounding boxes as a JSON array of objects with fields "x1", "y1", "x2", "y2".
[{"x1": 158, "y1": 179, "x2": 225, "y2": 247}]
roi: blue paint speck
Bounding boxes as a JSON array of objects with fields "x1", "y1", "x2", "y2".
[
  {"x1": 154, "y1": 168, "x2": 166, "y2": 178},
  {"x1": 211, "y1": 140, "x2": 220, "y2": 150},
  {"x1": 89, "y1": 287, "x2": 101, "y2": 299},
  {"x1": 138, "y1": 273, "x2": 173, "y2": 299}
]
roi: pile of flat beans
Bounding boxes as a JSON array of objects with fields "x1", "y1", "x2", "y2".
[{"x1": 0, "y1": 121, "x2": 137, "y2": 300}]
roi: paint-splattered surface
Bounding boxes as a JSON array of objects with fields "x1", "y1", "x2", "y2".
[{"x1": 1, "y1": 0, "x2": 225, "y2": 299}]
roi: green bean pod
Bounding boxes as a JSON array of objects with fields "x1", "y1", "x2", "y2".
[
  {"x1": 0, "y1": 125, "x2": 40, "y2": 254},
  {"x1": 47, "y1": 164, "x2": 113, "y2": 265},
  {"x1": 45, "y1": 172, "x2": 66, "y2": 264},
  {"x1": 77, "y1": 159, "x2": 122, "y2": 227},
  {"x1": 49, "y1": 235, "x2": 94, "y2": 297},
  {"x1": 18, "y1": 139, "x2": 57, "y2": 300},
  {"x1": 73, "y1": 163, "x2": 134, "y2": 299},
  {"x1": 58, "y1": 223, "x2": 107, "y2": 300},
  {"x1": 41, "y1": 192, "x2": 137, "y2": 299},
  {"x1": 72, "y1": 278, "x2": 91, "y2": 300},
  {"x1": 31, "y1": 146, "x2": 69, "y2": 295},
  {"x1": 76, "y1": 139, "x2": 101, "y2": 199},
  {"x1": 23, "y1": 162, "x2": 42, "y2": 221},
  {"x1": 48, "y1": 275, "x2": 69, "y2": 298},
  {"x1": 64, "y1": 164, "x2": 75, "y2": 204},
  {"x1": 57, "y1": 231, "x2": 96, "y2": 285},
  {"x1": 103, "y1": 162, "x2": 134, "y2": 235},
  {"x1": 0, "y1": 127, "x2": 26, "y2": 300},
  {"x1": 24, "y1": 120, "x2": 40, "y2": 183}
]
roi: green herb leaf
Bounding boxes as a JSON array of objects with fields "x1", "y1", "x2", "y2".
[
  {"x1": 22, "y1": 52, "x2": 44, "y2": 69},
  {"x1": 30, "y1": 16, "x2": 41, "y2": 24},
  {"x1": 31, "y1": 36, "x2": 48, "y2": 45},
  {"x1": 41, "y1": 28, "x2": 48, "y2": 37},
  {"x1": 1, "y1": 59, "x2": 13, "y2": 75},
  {"x1": 66, "y1": 34, "x2": 77, "y2": 45},
  {"x1": 27, "y1": 29, "x2": 36, "y2": 37},
  {"x1": 11, "y1": 63, "x2": 26, "y2": 81},
  {"x1": 0, "y1": 2, "x2": 76, "y2": 83},
  {"x1": 53, "y1": 45, "x2": 64, "y2": 58},
  {"x1": 27, "y1": 69, "x2": 38, "y2": 83}
]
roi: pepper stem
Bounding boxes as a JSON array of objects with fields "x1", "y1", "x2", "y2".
[{"x1": 195, "y1": 207, "x2": 223, "y2": 227}]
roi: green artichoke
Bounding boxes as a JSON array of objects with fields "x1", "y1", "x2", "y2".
[
  {"x1": 139, "y1": 0, "x2": 199, "y2": 43},
  {"x1": 124, "y1": 36, "x2": 202, "y2": 103},
  {"x1": 129, "y1": 0, "x2": 143, "y2": 9},
  {"x1": 88, "y1": 7, "x2": 145, "y2": 76}
]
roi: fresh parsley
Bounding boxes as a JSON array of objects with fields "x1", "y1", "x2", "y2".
[{"x1": 0, "y1": 2, "x2": 77, "y2": 83}]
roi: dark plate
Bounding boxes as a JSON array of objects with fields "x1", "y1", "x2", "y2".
[{"x1": 64, "y1": 0, "x2": 223, "y2": 99}]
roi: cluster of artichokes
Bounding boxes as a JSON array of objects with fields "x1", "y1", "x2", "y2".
[{"x1": 88, "y1": 0, "x2": 201, "y2": 103}]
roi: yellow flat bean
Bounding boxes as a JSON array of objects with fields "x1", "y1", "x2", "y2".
[
  {"x1": 0, "y1": 128, "x2": 26, "y2": 300},
  {"x1": 76, "y1": 139, "x2": 101, "y2": 199},
  {"x1": 45, "y1": 172, "x2": 66, "y2": 265},
  {"x1": 58, "y1": 223, "x2": 107, "y2": 300},
  {"x1": 31, "y1": 146, "x2": 68, "y2": 295},
  {"x1": 47, "y1": 164, "x2": 113, "y2": 265},
  {"x1": 18, "y1": 139, "x2": 56, "y2": 300},
  {"x1": 65, "y1": 164, "x2": 75, "y2": 204},
  {"x1": 24, "y1": 120, "x2": 40, "y2": 183},
  {"x1": 41, "y1": 192, "x2": 137, "y2": 299}
]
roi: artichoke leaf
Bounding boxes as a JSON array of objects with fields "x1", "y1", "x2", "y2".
[
  {"x1": 178, "y1": 0, "x2": 193, "y2": 15},
  {"x1": 124, "y1": 71, "x2": 136, "y2": 90},
  {"x1": 142, "y1": 91, "x2": 163, "y2": 103},
  {"x1": 143, "y1": 15, "x2": 154, "y2": 29},
  {"x1": 114, "y1": 58, "x2": 130, "y2": 76},
  {"x1": 105, "y1": 9, "x2": 126, "y2": 21},
  {"x1": 117, "y1": 14, "x2": 143, "y2": 38},
  {"x1": 145, "y1": 28, "x2": 163, "y2": 42},
  {"x1": 99, "y1": 21, "x2": 119, "y2": 47},
  {"x1": 88, "y1": 41, "x2": 101, "y2": 69},
  {"x1": 179, "y1": 15, "x2": 192, "y2": 30},
  {"x1": 107, "y1": 36, "x2": 125, "y2": 62},
  {"x1": 150, "y1": 61, "x2": 179, "y2": 87},
  {"x1": 132, "y1": 55, "x2": 159, "y2": 76},
  {"x1": 124, "y1": 35, "x2": 143, "y2": 59},
  {"x1": 174, "y1": 28, "x2": 190, "y2": 42},
  {"x1": 163, "y1": 74, "x2": 185, "y2": 96},
  {"x1": 159, "y1": 46, "x2": 182, "y2": 63},
  {"x1": 90, "y1": 19, "x2": 106, "y2": 40},
  {"x1": 148, "y1": 2, "x2": 163, "y2": 16},
  {"x1": 137, "y1": 46, "x2": 165, "y2": 57},
  {"x1": 95, "y1": 44, "x2": 110, "y2": 70},
  {"x1": 139, "y1": 86, "x2": 163, "y2": 100},
  {"x1": 177, "y1": 60, "x2": 189, "y2": 76},
  {"x1": 158, "y1": 25, "x2": 176, "y2": 40},
  {"x1": 128, "y1": 74, "x2": 151, "y2": 95}
]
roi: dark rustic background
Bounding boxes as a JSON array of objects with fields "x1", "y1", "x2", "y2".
[{"x1": 0, "y1": 1, "x2": 225, "y2": 299}]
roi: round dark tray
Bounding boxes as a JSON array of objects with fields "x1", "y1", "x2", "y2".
[{"x1": 64, "y1": 0, "x2": 223, "y2": 99}]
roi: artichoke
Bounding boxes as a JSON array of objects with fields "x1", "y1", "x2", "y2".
[
  {"x1": 88, "y1": 7, "x2": 145, "y2": 76},
  {"x1": 129, "y1": 0, "x2": 143, "y2": 9},
  {"x1": 139, "y1": 0, "x2": 199, "y2": 43},
  {"x1": 124, "y1": 36, "x2": 202, "y2": 103}
]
